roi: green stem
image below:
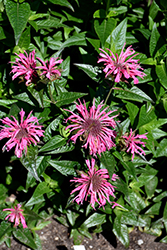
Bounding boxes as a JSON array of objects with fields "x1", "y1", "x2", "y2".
[{"x1": 104, "y1": 87, "x2": 113, "y2": 105}]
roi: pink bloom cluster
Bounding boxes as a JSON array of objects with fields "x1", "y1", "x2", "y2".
[
  {"x1": 97, "y1": 43, "x2": 146, "y2": 84},
  {"x1": 10, "y1": 50, "x2": 63, "y2": 86},
  {"x1": 3, "y1": 204, "x2": 27, "y2": 228},
  {"x1": 65, "y1": 99, "x2": 118, "y2": 157},
  {"x1": 122, "y1": 128, "x2": 148, "y2": 160},
  {"x1": 0, "y1": 109, "x2": 44, "y2": 158},
  {"x1": 70, "y1": 158, "x2": 120, "y2": 209}
]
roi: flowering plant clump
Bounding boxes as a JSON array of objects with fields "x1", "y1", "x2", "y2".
[
  {"x1": 65, "y1": 99, "x2": 118, "y2": 156},
  {"x1": 0, "y1": 0, "x2": 167, "y2": 249},
  {"x1": 10, "y1": 51, "x2": 63, "y2": 85},
  {"x1": 97, "y1": 43, "x2": 146, "y2": 84},
  {"x1": 121, "y1": 129, "x2": 148, "y2": 161},
  {"x1": 3, "y1": 204, "x2": 27, "y2": 228},
  {"x1": 70, "y1": 158, "x2": 120, "y2": 209},
  {"x1": 0, "y1": 109, "x2": 44, "y2": 158}
]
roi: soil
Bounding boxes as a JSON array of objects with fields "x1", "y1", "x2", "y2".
[{"x1": 0, "y1": 217, "x2": 167, "y2": 250}]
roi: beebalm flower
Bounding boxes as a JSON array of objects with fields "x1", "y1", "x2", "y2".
[
  {"x1": 97, "y1": 43, "x2": 146, "y2": 84},
  {"x1": 70, "y1": 158, "x2": 120, "y2": 209},
  {"x1": 65, "y1": 99, "x2": 118, "y2": 157},
  {"x1": 122, "y1": 128, "x2": 148, "y2": 161},
  {"x1": 3, "y1": 204, "x2": 27, "y2": 228},
  {"x1": 36, "y1": 57, "x2": 63, "y2": 81},
  {"x1": 0, "y1": 109, "x2": 44, "y2": 158},
  {"x1": 10, "y1": 50, "x2": 37, "y2": 86}
]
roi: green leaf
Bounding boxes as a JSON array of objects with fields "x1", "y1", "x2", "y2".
[
  {"x1": 44, "y1": 115, "x2": 63, "y2": 141},
  {"x1": 94, "y1": 18, "x2": 116, "y2": 47},
  {"x1": 153, "y1": 191, "x2": 167, "y2": 202},
  {"x1": 39, "y1": 135, "x2": 67, "y2": 152},
  {"x1": 113, "y1": 217, "x2": 129, "y2": 248},
  {"x1": 48, "y1": 159, "x2": 77, "y2": 176},
  {"x1": 149, "y1": 23, "x2": 160, "y2": 57},
  {"x1": 125, "y1": 190, "x2": 146, "y2": 212},
  {"x1": 25, "y1": 182, "x2": 51, "y2": 206},
  {"x1": 43, "y1": 143, "x2": 75, "y2": 155},
  {"x1": 0, "y1": 99, "x2": 18, "y2": 109},
  {"x1": 145, "y1": 176, "x2": 158, "y2": 199},
  {"x1": 55, "y1": 92, "x2": 87, "y2": 107},
  {"x1": 0, "y1": 222, "x2": 12, "y2": 239},
  {"x1": 137, "y1": 104, "x2": 156, "y2": 129},
  {"x1": 163, "y1": 202, "x2": 167, "y2": 232},
  {"x1": 46, "y1": 0, "x2": 74, "y2": 11},
  {"x1": 5, "y1": 0, "x2": 30, "y2": 45},
  {"x1": 126, "y1": 102, "x2": 139, "y2": 126},
  {"x1": 149, "y1": 0, "x2": 160, "y2": 20},
  {"x1": 26, "y1": 156, "x2": 50, "y2": 189},
  {"x1": 82, "y1": 213, "x2": 106, "y2": 228},
  {"x1": 18, "y1": 26, "x2": 30, "y2": 50},
  {"x1": 155, "y1": 138, "x2": 167, "y2": 157},
  {"x1": 156, "y1": 64, "x2": 167, "y2": 89},
  {"x1": 114, "y1": 86, "x2": 154, "y2": 103},
  {"x1": 99, "y1": 151, "x2": 116, "y2": 179},
  {"x1": 145, "y1": 202, "x2": 162, "y2": 215},
  {"x1": 13, "y1": 228, "x2": 37, "y2": 250},
  {"x1": 20, "y1": 146, "x2": 40, "y2": 182},
  {"x1": 111, "y1": 18, "x2": 127, "y2": 51},
  {"x1": 74, "y1": 63, "x2": 101, "y2": 82},
  {"x1": 60, "y1": 32, "x2": 87, "y2": 50}
]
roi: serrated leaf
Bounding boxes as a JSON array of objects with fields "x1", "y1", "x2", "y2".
[
  {"x1": 48, "y1": 159, "x2": 77, "y2": 176},
  {"x1": 55, "y1": 92, "x2": 87, "y2": 107},
  {"x1": 0, "y1": 222, "x2": 12, "y2": 239},
  {"x1": 137, "y1": 104, "x2": 156, "y2": 129},
  {"x1": 18, "y1": 26, "x2": 30, "y2": 50},
  {"x1": 25, "y1": 182, "x2": 50, "y2": 206},
  {"x1": 111, "y1": 18, "x2": 127, "y2": 51},
  {"x1": 39, "y1": 135, "x2": 67, "y2": 152},
  {"x1": 5, "y1": 0, "x2": 30, "y2": 45},
  {"x1": 155, "y1": 138, "x2": 167, "y2": 157},
  {"x1": 82, "y1": 213, "x2": 106, "y2": 228},
  {"x1": 149, "y1": 23, "x2": 160, "y2": 57},
  {"x1": 99, "y1": 151, "x2": 116, "y2": 179},
  {"x1": 114, "y1": 86, "x2": 154, "y2": 103},
  {"x1": 145, "y1": 176, "x2": 158, "y2": 199},
  {"x1": 13, "y1": 228, "x2": 37, "y2": 250},
  {"x1": 94, "y1": 18, "x2": 116, "y2": 47},
  {"x1": 145, "y1": 202, "x2": 162, "y2": 215},
  {"x1": 126, "y1": 102, "x2": 139, "y2": 126},
  {"x1": 26, "y1": 156, "x2": 50, "y2": 189},
  {"x1": 156, "y1": 64, "x2": 167, "y2": 89},
  {"x1": 113, "y1": 217, "x2": 129, "y2": 248},
  {"x1": 20, "y1": 146, "x2": 40, "y2": 182},
  {"x1": 0, "y1": 99, "x2": 18, "y2": 109},
  {"x1": 74, "y1": 63, "x2": 101, "y2": 82},
  {"x1": 47, "y1": 0, "x2": 74, "y2": 11}
]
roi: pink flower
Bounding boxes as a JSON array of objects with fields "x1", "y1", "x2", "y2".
[
  {"x1": 36, "y1": 57, "x2": 63, "y2": 80},
  {"x1": 10, "y1": 50, "x2": 37, "y2": 86},
  {"x1": 70, "y1": 158, "x2": 119, "y2": 209},
  {"x1": 97, "y1": 43, "x2": 146, "y2": 84},
  {"x1": 65, "y1": 99, "x2": 118, "y2": 156},
  {"x1": 3, "y1": 204, "x2": 27, "y2": 228},
  {"x1": 0, "y1": 109, "x2": 44, "y2": 158},
  {"x1": 122, "y1": 129, "x2": 148, "y2": 160}
]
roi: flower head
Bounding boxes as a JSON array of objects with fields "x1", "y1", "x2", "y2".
[
  {"x1": 65, "y1": 99, "x2": 118, "y2": 156},
  {"x1": 3, "y1": 204, "x2": 27, "y2": 228},
  {"x1": 97, "y1": 43, "x2": 146, "y2": 84},
  {"x1": 70, "y1": 158, "x2": 119, "y2": 209},
  {"x1": 122, "y1": 128, "x2": 148, "y2": 160},
  {"x1": 10, "y1": 50, "x2": 37, "y2": 86},
  {"x1": 0, "y1": 109, "x2": 45, "y2": 158},
  {"x1": 36, "y1": 57, "x2": 63, "y2": 80}
]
